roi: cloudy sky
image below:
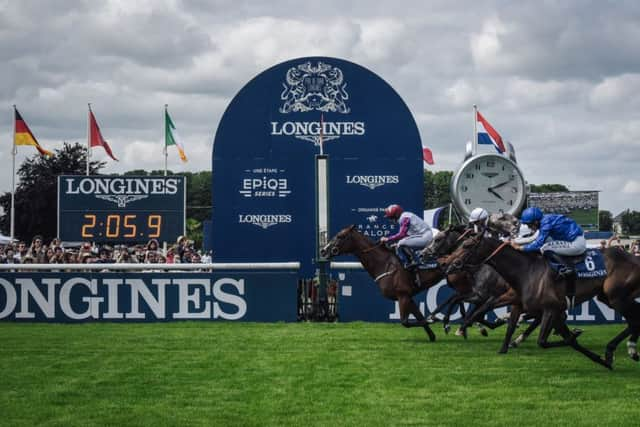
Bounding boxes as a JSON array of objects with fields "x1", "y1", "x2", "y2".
[{"x1": 1, "y1": 0, "x2": 639, "y2": 215}]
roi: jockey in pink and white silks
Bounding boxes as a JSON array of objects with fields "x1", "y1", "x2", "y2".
[{"x1": 380, "y1": 204, "x2": 433, "y2": 269}]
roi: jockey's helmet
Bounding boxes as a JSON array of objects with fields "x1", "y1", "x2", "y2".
[
  {"x1": 469, "y1": 207, "x2": 489, "y2": 224},
  {"x1": 384, "y1": 204, "x2": 403, "y2": 219},
  {"x1": 520, "y1": 207, "x2": 543, "y2": 224}
]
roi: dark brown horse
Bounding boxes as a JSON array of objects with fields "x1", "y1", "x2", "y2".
[{"x1": 444, "y1": 234, "x2": 640, "y2": 368}]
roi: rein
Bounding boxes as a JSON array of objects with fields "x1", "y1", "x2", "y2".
[
  {"x1": 362, "y1": 241, "x2": 384, "y2": 254},
  {"x1": 480, "y1": 240, "x2": 510, "y2": 265},
  {"x1": 455, "y1": 228, "x2": 473, "y2": 242},
  {"x1": 455, "y1": 239, "x2": 510, "y2": 272}
]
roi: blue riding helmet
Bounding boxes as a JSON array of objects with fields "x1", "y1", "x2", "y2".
[{"x1": 520, "y1": 207, "x2": 543, "y2": 224}]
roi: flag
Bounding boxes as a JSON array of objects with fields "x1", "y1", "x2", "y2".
[
  {"x1": 89, "y1": 109, "x2": 118, "y2": 161},
  {"x1": 476, "y1": 110, "x2": 506, "y2": 153},
  {"x1": 422, "y1": 146, "x2": 434, "y2": 165},
  {"x1": 14, "y1": 108, "x2": 52, "y2": 156},
  {"x1": 165, "y1": 109, "x2": 187, "y2": 162}
]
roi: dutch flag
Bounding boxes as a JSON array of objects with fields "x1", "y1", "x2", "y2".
[{"x1": 476, "y1": 110, "x2": 506, "y2": 153}]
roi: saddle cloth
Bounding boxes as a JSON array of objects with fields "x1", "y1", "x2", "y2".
[
  {"x1": 417, "y1": 254, "x2": 439, "y2": 270},
  {"x1": 548, "y1": 249, "x2": 607, "y2": 279}
]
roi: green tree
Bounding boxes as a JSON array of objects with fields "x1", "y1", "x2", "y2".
[
  {"x1": 599, "y1": 210, "x2": 613, "y2": 232},
  {"x1": 529, "y1": 184, "x2": 569, "y2": 193},
  {"x1": 0, "y1": 143, "x2": 105, "y2": 241},
  {"x1": 424, "y1": 170, "x2": 453, "y2": 209},
  {"x1": 621, "y1": 210, "x2": 640, "y2": 235}
]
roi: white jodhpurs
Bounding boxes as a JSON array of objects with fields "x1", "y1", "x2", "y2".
[
  {"x1": 540, "y1": 235, "x2": 586, "y2": 256},
  {"x1": 398, "y1": 230, "x2": 433, "y2": 251}
]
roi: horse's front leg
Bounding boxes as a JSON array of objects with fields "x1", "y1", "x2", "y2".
[
  {"x1": 498, "y1": 305, "x2": 522, "y2": 354},
  {"x1": 398, "y1": 295, "x2": 436, "y2": 342},
  {"x1": 425, "y1": 293, "x2": 459, "y2": 323}
]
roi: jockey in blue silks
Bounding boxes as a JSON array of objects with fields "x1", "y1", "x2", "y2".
[
  {"x1": 380, "y1": 204, "x2": 433, "y2": 270},
  {"x1": 511, "y1": 207, "x2": 586, "y2": 278}
]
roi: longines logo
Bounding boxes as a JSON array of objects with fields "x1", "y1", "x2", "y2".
[
  {"x1": 64, "y1": 177, "x2": 180, "y2": 207},
  {"x1": 271, "y1": 61, "x2": 366, "y2": 147},
  {"x1": 238, "y1": 214, "x2": 292, "y2": 229},
  {"x1": 346, "y1": 175, "x2": 399, "y2": 190}
]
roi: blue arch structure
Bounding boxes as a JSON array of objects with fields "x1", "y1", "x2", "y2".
[{"x1": 211, "y1": 57, "x2": 423, "y2": 275}]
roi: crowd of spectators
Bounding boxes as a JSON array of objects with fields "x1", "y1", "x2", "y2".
[{"x1": 0, "y1": 235, "x2": 212, "y2": 265}]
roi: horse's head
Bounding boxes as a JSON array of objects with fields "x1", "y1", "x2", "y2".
[
  {"x1": 441, "y1": 233, "x2": 490, "y2": 275},
  {"x1": 320, "y1": 225, "x2": 360, "y2": 258},
  {"x1": 488, "y1": 212, "x2": 520, "y2": 238},
  {"x1": 423, "y1": 224, "x2": 468, "y2": 258}
]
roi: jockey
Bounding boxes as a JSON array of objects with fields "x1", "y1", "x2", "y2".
[
  {"x1": 380, "y1": 204, "x2": 433, "y2": 270},
  {"x1": 511, "y1": 206, "x2": 586, "y2": 277},
  {"x1": 468, "y1": 207, "x2": 489, "y2": 233}
]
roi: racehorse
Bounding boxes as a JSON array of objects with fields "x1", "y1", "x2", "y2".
[
  {"x1": 320, "y1": 225, "x2": 500, "y2": 341},
  {"x1": 443, "y1": 234, "x2": 640, "y2": 369}
]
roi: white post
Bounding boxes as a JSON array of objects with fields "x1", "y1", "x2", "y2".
[
  {"x1": 164, "y1": 104, "x2": 168, "y2": 177},
  {"x1": 86, "y1": 103, "x2": 91, "y2": 176},
  {"x1": 10, "y1": 106, "x2": 17, "y2": 241},
  {"x1": 473, "y1": 104, "x2": 478, "y2": 156}
]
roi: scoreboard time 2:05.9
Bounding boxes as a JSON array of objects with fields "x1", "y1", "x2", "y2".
[{"x1": 58, "y1": 175, "x2": 186, "y2": 243}]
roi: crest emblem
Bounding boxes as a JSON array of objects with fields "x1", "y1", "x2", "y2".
[
  {"x1": 279, "y1": 61, "x2": 350, "y2": 114},
  {"x1": 95, "y1": 194, "x2": 148, "y2": 208}
]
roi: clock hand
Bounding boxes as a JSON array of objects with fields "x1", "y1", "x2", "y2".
[
  {"x1": 488, "y1": 188, "x2": 505, "y2": 201},
  {"x1": 489, "y1": 178, "x2": 513, "y2": 190}
]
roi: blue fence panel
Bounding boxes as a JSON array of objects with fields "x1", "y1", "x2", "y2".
[
  {"x1": 333, "y1": 269, "x2": 624, "y2": 324},
  {"x1": 0, "y1": 271, "x2": 298, "y2": 322}
]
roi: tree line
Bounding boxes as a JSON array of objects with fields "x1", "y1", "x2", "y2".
[{"x1": 2, "y1": 144, "x2": 639, "y2": 243}]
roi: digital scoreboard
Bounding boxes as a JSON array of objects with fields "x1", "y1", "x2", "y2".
[{"x1": 57, "y1": 175, "x2": 186, "y2": 243}]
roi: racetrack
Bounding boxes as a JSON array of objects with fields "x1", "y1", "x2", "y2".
[{"x1": 1, "y1": 322, "x2": 639, "y2": 426}]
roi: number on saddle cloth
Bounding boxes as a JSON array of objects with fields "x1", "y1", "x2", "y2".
[{"x1": 547, "y1": 250, "x2": 608, "y2": 279}]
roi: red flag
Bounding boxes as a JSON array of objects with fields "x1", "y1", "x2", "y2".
[
  {"x1": 422, "y1": 147, "x2": 434, "y2": 165},
  {"x1": 89, "y1": 109, "x2": 118, "y2": 161}
]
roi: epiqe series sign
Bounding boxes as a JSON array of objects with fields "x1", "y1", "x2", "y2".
[{"x1": 211, "y1": 57, "x2": 423, "y2": 275}]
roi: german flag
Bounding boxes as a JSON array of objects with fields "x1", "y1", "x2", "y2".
[{"x1": 14, "y1": 108, "x2": 52, "y2": 157}]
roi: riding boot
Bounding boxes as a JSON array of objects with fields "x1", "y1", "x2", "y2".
[
  {"x1": 543, "y1": 251, "x2": 575, "y2": 279},
  {"x1": 396, "y1": 246, "x2": 416, "y2": 271}
]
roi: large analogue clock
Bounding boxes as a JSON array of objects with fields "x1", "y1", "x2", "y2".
[{"x1": 451, "y1": 153, "x2": 527, "y2": 218}]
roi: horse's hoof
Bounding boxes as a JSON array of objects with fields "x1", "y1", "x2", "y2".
[
  {"x1": 426, "y1": 315, "x2": 436, "y2": 324},
  {"x1": 443, "y1": 324, "x2": 450, "y2": 334},
  {"x1": 479, "y1": 328, "x2": 488, "y2": 337},
  {"x1": 509, "y1": 341, "x2": 518, "y2": 348},
  {"x1": 572, "y1": 328, "x2": 583, "y2": 338},
  {"x1": 455, "y1": 328, "x2": 464, "y2": 337},
  {"x1": 631, "y1": 353, "x2": 639, "y2": 362},
  {"x1": 498, "y1": 348, "x2": 508, "y2": 354},
  {"x1": 605, "y1": 352, "x2": 614, "y2": 367}
]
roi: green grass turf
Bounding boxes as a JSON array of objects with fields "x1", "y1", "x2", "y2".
[{"x1": 1, "y1": 322, "x2": 639, "y2": 426}]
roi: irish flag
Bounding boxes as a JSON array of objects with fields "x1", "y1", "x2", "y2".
[
  {"x1": 14, "y1": 108, "x2": 52, "y2": 156},
  {"x1": 165, "y1": 109, "x2": 187, "y2": 162}
]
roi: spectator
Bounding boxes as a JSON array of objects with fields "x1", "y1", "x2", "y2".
[
  {"x1": 15, "y1": 241, "x2": 28, "y2": 262},
  {"x1": 599, "y1": 240, "x2": 607, "y2": 251}
]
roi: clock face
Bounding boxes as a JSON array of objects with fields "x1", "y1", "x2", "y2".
[{"x1": 452, "y1": 154, "x2": 526, "y2": 217}]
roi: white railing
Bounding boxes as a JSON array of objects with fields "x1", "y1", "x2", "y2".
[
  {"x1": 330, "y1": 262, "x2": 363, "y2": 270},
  {"x1": 0, "y1": 262, "x2": 300, "y2": 271}
]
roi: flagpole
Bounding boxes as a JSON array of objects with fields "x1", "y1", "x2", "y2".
[
  {"x1": 10, "y1": 106, "x2": 17, "y2": 242},
  {"x1": 473, "y1": 104, "x2": 478, "y2": 156},
  {"x1": 87, "y1": 103, "x2": 91, "y2": 176},
  {"x1": 164, "y1": 104, "x2": 168, "y2": 176},
  {"x1": 319, "y1": 113, "x2": 324, "y2": 156}
]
